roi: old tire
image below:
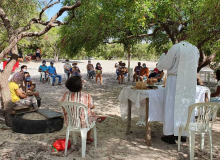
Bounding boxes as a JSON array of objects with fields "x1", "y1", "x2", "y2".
[{"x1": 12, "y1": 114, "x2": 64, "y2": 134}]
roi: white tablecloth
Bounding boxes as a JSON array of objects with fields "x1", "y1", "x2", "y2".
[{"x1": 118, "y1": 85, "x2": 210, "y2": 122}]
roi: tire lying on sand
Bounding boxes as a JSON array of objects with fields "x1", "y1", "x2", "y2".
[{"x1": 12, "y1": 114, "x2": 64, "y2": 134}]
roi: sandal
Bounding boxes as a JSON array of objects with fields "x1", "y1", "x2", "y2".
[
  {"x1": 87, "y1": 138, "x2": 94, "y2": 144},
  {"x1": 97, "y1": 117, "x2": 106, "y2": 123}
]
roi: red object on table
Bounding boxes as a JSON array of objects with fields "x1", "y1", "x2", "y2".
[
  {"x1": 53, "y1": 138, "x2": 71, "y2": 151},
  {"x1": 3, "y1": 61, "x2": 19, "y2": 72}
]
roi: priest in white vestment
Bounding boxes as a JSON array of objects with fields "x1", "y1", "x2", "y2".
[{"x1": 157, "y1": 41, "x2": 200, "y2": 144}]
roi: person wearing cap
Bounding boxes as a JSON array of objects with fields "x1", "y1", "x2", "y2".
[
  {"x1": 133, "y1": 62, "x2": 142, "y2": 82},
  {"x1": 139, "y1": 63, "x2": 150, "y2": 81},
  {"x1": 63, "y1": 59, "x2": 71, "y2": 79},
  {"x1": 115, "y1": 61, "x2": 122, "y2": 79},
  {"x1": 95, "y1": 62, "x2": 102, "y2": 84},
  {"x1": 70, "y1": 62, "x2": 81, "y2": 77},
  {"x1": 39, "y1": 60, "x2": 48, "y2": 81},
  {"x1": 87, "y1": 60, "x2": 95, "y2": 79},
  {"x1": 48, "y1": 61, "x2": 62, "y2": 86},
  {"x1": 118, "y1": 63, "x2": 128, "y2": 84}
]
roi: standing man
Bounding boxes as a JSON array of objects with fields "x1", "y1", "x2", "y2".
[
  {"x1": 47, "y1": 61, "x2": 62, "y2": 86},
  {"x1": 157, "y1": 41, "x2": 199, "y2": 144}
]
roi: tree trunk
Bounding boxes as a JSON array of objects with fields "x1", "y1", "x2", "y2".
[
  {"x1": 54, "y1": 54, "x2": 59, "y2": 62},
  {"x1": 127, "y1": 45, "x2": 131, "y2": 81},
  {"x1": 0, "y1": 43, "x2": 18, "y2": 126}
]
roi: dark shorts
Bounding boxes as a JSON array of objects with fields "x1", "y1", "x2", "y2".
[{"x1": 36, "y1": 53, "x2": 41, "y2": 58}]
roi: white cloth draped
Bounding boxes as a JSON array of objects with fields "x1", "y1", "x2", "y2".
[
  {"x1": 118, "y1": 85, "x2": 209, "y2": 123},
  {"x1": 157, "y1": 41, "x2": 200, "y2": 136}
]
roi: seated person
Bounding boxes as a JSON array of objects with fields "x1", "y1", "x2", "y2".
[
  {"x1": 61, "y1": 76, "x2": 106, "y2": 144},
  {"x1": 38, "y1": 60, "x2": 48, "y2": 81},
  {"x1": 118, "y1": 63, "x2": 128, "y2": 84},
  {"x1": 87, "y1": 60, "x2": 95, "y2": 79},
  {"x1": 115, "y1": 61, "x2": 122, "y2": 79},
  {"x1": 210, "y1": 69, "x2": 220, "y2": 103},
  {"x1": 70, "y1": 63, "x2": 81, "y2": 76},
  {"x1": 35, "y1": 48, "x2": 41, "y2": 61},
  {"x1": 9, "y1": 72, "x2": 38, "y2": 109},
  {"x1": 95, "y1": 62, "x2": 102, "y2": 84},
  {"x1": 48, "y1": 61, "x2": 62, "y2": 86},
  {"x1": 146, "y1": 70, "x2": 164, "y2": 84},
  {"x1": 148, "y1": 67, "x2": 159, "y2": 78},
  {"x1": 63, "y1": 59, "x2": 71, "y2": 79},
  {"x1": 139, "y1": 63, "x2": 149, "y2": 81},
  {"x1": 133, "y1": 62, "x2": 142, "y2": 82}
]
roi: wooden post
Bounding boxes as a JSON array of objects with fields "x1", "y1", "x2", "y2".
[
  {"x1": 126, "y1": 99, "x2": 132, "y2": 134},
  {"x1": 145, "y1": 98, "x2": 151, "y2": 146}
]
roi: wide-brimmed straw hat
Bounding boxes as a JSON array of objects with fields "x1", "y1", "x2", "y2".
[{"x1": 131, "y1": 81, "x2": 148, "y2": 90}]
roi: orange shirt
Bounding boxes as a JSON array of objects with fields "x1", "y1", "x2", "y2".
[{"x1": 140, "y1": 67, "x2": 149, "y2": 77}]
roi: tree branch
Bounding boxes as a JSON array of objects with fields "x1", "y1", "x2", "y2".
[
  {"x1": 18, "y1": 0, "x2": 81, "y2": 33},
  {"x1": 126, "y1": 27, "x2": 163, "y2": 39},
  {"x1": 0, "y1": 0, "x2": 81, "y2": 62},
  {"x1": 39, "y1": 0, "x2": 60, "y2": 21},
  {"x1": 0, "y1": 7, "x2": 13, "y2": 36}
]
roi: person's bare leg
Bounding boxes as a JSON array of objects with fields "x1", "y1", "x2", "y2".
[
  {"x1": 118, "y1": 75, "x2": 121, "y2": 84},
  {"x1": 87, "y1": 130, "x2": 91, "y2": 139},
  {"x1": 121, "y1": 75, "x2": 124, "y2": 83},
  {"x1": 205, "y1": 92, "x2": 209, "y2": 102},
  {"x1": 96, "y1": 75, "x2": 98, "y2": 84},
  {"x1": 100, "y1": 75, "x2": 102, "y2": 84},
  {"x1": 133, "y1": 74, "x2": 136, "y2": 82},
  {"x1": 140, "y1": 76, "x2": 143, "y2": 82},
  {"x1": 136, "y1": 75, "x2": 139, "y2": 82}
]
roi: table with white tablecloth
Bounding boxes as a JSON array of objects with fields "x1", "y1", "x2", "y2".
[{"x1": 118, "y1": 85, "x2": 210, "y2": 145}]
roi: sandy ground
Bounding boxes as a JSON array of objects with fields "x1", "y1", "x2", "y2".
[{"x1": 0, "y1": 60, "x2": 220, "y2": 160}]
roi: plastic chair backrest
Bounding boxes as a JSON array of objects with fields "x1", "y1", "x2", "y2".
[
  {"x1": 59, "y1": 101, "x2": 90, "y2": 129},
  {"x1": 185, "y1": 102, "x2": 220, "y2": 132}
]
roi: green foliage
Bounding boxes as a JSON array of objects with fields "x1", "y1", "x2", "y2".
[{"x1": 60, "y1": 0, "x2": 153, "y2": 55}]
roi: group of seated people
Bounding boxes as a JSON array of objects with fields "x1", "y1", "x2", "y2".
[
  {"x1": 133, "y1": 62, "x2": 164, "y2": 84},
  {"x1": 9, "y1": 65, "x2": 40, "y2": 109},
  {"x1": 86, "y1": 61, "x2": 103, "y2": 84},
  {"x1": 115, "y1": 61, "x2": 164, "y2": 84},
  {"x1": 39, "y1": 60, "x2": 62, "y2": 86}
]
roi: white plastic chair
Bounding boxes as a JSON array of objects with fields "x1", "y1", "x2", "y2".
[
  {"x1": 59, "y1": 101, "x2": 97, "y2": 157},
  {"x1": 178, "y1": 102, "x2": 220, "y2": 160}
]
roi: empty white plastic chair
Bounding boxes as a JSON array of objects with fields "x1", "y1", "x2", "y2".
[
  {"x1": 59, "y1": 101, "x2": 97, "y2": 157},
  {"x1": 178, "y1": 102, "x2": 220, "y2": 160}
]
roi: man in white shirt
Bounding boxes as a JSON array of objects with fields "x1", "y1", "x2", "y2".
[{"x1": 157, "y1": 41, "x2": 200, "y2": 144}]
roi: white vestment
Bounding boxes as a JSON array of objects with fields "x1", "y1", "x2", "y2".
[{"x1": 157, "y1": 41, "x2": 199, "y2": 136}]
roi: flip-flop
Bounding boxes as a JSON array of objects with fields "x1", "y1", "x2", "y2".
[
  {"x1": 97, "y1": 117, "x2": 106, "y2": 123},
  {"x1": 87, "y1": 138, "x2": 94, "y2": 144}
]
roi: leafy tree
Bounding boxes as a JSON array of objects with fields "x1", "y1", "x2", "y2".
[{"x1": 0, "y1": 0, "x2": 81, "y2": 126}]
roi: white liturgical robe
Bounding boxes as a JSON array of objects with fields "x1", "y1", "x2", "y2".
[{"x1": 157, "y1": 41, "x2": 200, "y2": 136}]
